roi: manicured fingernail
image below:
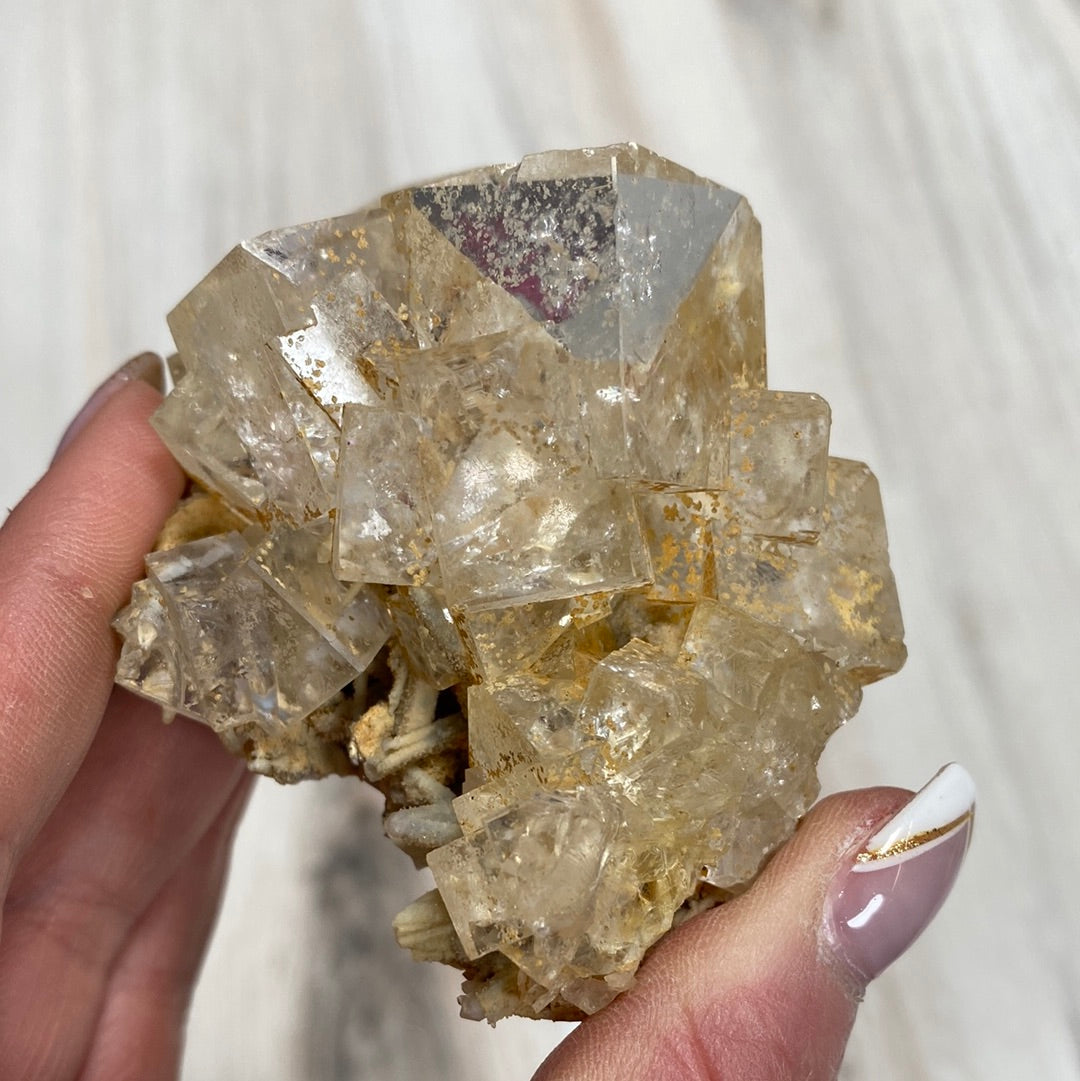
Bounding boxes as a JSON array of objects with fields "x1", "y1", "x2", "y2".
[
  {"x1": 53, "y1": 352, "x2": 166, "y2": 463},
  {"x1": 826, "y1": 763, "x2": 975, "y2": 985}
]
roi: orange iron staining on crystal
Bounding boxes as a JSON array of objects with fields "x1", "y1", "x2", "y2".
[{"x1": 114, "y1": 145, "x2": 906, "y2": 1022}]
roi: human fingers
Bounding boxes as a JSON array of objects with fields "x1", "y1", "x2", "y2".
[
  {"x1": 0, "y1": 689, "x2": 247, "y2": 1081},
  {"x1": 75, "y1": 775, "x2": 252, "y2": 1081},
  {"x1": 0, "y1": 358, "x2": 184, "y2": 891},
  {"x1": 534, "y1": 765, "x2": 975, "y2": 1081}
]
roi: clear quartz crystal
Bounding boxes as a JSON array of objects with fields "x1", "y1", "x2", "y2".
[{"x1": 115, "y1": 145, "x2": 906, "y2": 1023}]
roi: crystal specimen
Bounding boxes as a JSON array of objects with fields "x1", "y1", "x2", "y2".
[{"x1": 114, "y1": 145, "x2": 906, "y2": 1022}]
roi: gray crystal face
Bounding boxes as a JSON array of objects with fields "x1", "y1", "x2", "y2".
[
  {"x1": 115, "y1": 144, "x2": 906, "y2": 1025},
  {"x1": 413, "y1": 177, "x2": 619, "y2": 348},
  {"x1": 400, "y1": 145, "x2": 762, "y2": 486}
]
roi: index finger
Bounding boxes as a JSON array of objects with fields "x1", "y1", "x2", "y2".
[{"x1": 0, "y1": 367, "x2": 185, "y2": 891}]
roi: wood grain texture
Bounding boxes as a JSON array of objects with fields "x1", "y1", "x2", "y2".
[{"x1": 1, "y1": 1, "x2": 1077, "y2": 1077}]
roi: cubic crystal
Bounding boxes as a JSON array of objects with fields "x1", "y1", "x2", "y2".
[{"x1": 113, "y1": 145, "x2": 906, "y2": 1023}]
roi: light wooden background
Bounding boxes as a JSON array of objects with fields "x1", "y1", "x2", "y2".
[{"x1": 2, "y1": 2, "x2": 1078, "y2": 1078}]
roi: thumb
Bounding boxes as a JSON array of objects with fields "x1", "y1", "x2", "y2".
[{"x1": 534, "y1": 764, "x2": 975, "y2": 1081}]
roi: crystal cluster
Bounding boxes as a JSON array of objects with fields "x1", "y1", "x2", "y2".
[{"x1": 114, "y1": 145, "x2": 905, "y2": 1022}]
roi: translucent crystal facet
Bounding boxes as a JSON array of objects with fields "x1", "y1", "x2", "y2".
[
  {"x1": 335, "y1": 405, "x2": 434, "y2": 585},
  {"x1": 143, "y1": 532, "x2": 361, "y2": 731},
  {"x1": 115, "y1": 145, "x2": 906, "y2": 1024}
]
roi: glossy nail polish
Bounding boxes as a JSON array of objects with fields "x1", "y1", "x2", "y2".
[{"x1": 827, "y1": 763, "x2": 975, "y2": 984}]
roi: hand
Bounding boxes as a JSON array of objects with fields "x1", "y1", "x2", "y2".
[
  {"x1": 0, "y1": 355, "x2": 251, "y2": 1080},
  {"x1": 533, "y1": 761, "x2": 973, "y2": 1080},
  {"x1": 0, "y1": 355, "x2": 973, "y2": 1081}
]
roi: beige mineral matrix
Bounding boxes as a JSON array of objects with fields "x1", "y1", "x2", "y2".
[{"x1": 114, "y1": 145, "x2": 905, "y2": 1022}]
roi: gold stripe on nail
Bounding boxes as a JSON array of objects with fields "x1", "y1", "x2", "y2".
[{"x1": 855, "y1": 809, "x2": 974, "y2": 863}]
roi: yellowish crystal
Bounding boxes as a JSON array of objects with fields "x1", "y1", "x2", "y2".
[{"x1": 113, "y1": 145, "x2": 905, "y2": 1022}]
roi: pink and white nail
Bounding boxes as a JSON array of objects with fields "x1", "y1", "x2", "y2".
[{"x1": 827, "y1": 763, "x2": 976, "y2": 984}]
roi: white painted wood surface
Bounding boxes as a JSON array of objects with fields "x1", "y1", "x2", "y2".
[{"x1": 2, "y1": 1, "x2": 1077, "y2": 1077}]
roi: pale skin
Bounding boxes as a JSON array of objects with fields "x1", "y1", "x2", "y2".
[{"x1": 0, "y1": 378, "x2": 912, "y2": 1080}]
